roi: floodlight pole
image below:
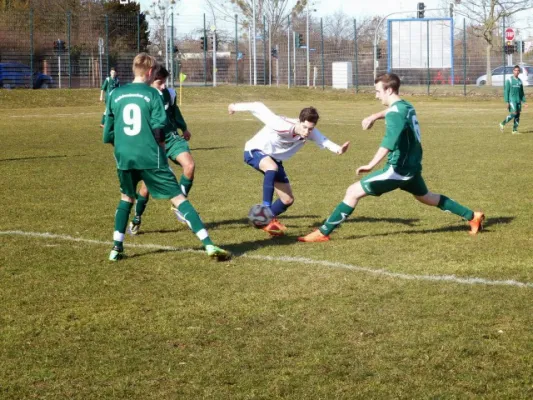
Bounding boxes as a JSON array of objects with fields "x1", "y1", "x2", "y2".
[{"x1": 373, "y1": 8, "x2": 446, "y2": 81}]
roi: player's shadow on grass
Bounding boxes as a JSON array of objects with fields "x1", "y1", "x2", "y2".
[
  {"x1": 345, "y1": 216, "x2": 420, "y2": 227},
  {"x1": 343, "y1": 216, "x2": 514, "y2": 240},
  {"x1": 140, "y1": 215, "x2": 321, "y2": 234},
  {"x1": 0, "y1": 155, "x2": 68, "y2": 162},
  {"x1": 190, "y1": 146, "x2": 234, "y2": 151}
]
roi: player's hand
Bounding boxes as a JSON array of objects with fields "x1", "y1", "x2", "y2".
[
  {"x1": 99, "y1": 98, "x2": 103, "y2": 102},
  {"x1": 183, "y1": 130, "x2": 192, "y2": 141},
  {"x1": 338, "y1": 141, "x2": 350, "y2": 155},
  {"x1": 228, "y1": 103, "x2": 235, "y2": 115},
  {"x1": 356, "y1": 165, "x2": 373, "y2": 175},
  {"x1": 361, "y1": 116, "x2": 375, "y2": 130},
  {"x1": 524, "y1": 103, "x2": 529, "y2": 109}
]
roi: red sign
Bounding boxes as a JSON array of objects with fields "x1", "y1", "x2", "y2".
[{"x1": 505, "y1": 28, "x2": 515, "y2": 41}]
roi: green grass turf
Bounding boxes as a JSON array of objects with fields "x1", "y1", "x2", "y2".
[{"x1": 0, "y1": 87, "x2": 532, "y2": 399}]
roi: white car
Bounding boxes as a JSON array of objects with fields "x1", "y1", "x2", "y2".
[{"x1": 476, "y1": 64, "x2": 533, "y2": 86}]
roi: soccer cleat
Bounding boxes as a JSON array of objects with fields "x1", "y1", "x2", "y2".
[
  {"x1": 171, "y1": 206, "x2": 188, "y2": 224},
  {"x1": 205, "y1": 245, "x2": 232, "y2": 261},
  {"x1": 468, "y1": 212, "x2": 485, "y2": 236},
  {"x1": 297, "y1": 229, "x2": 330, "y2": 242},
  {"x1": 512, "y1": 130, "x2": 520, "y2": 135},
  {"x1": 108, "y1": 246, "x2": 123, "y2": 261},
  {"x1": 499, "y1": 123, "x2": 504, "y2": 133},
  {"x1": 262, "y1": 218, "x2": 287, "y2": 236},
  {"x1": 128, "y1": 219, "x2": 141, "y2": 235}
]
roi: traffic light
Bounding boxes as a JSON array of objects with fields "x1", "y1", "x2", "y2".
[
  {"x1": 522, "y1": 41, "x2": 525, "y2": 53},
  {"x1": 504, "y1": 41, "x2": 515, "y2": 55},
  {"x1": 417, "y1": 2, "x2": 425, "y2": 18},
  {"x1": 173, "y1": 45, "x2": 179, "y2": 54},
  {"x1": 200, "y1": 36, "x2": 205, "y2": 50},
  {"x1": 53, "y1": 39, "x2": 66, "y2": 52},
  {"x1": 211, "y1": 34, "x2": 219, "y2": 49},
  {"x1": 376, "y1": 46, "x2": 382, "y2": 59},
  {"x1": 298, "y1": 33, "x2": 304, "y2": 48},
  {"x1": 271, "y1": 47, "x2": 278, "y2": 59},
  {"x1": 449, "y1": 3, "x2": 454, "y2": 18}
]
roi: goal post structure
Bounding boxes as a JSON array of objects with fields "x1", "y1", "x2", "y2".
[{"x1": 387, "y1": 17, "x2": 454, "y2": 85}]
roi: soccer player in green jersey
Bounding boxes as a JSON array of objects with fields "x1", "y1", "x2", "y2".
[
  {"x1": 499, "y1": 65, "x2": 528, "y2": 135},
  {"x1": 128, "y1": 65, "x2": 196, "y2": 234},
  {"x1": 103, "y1": 53, "x2": 230, "y2": 261},
  {"x1": 100, "y1": 67, "x2": 120, "y2": 127},
  {"x1": 298, "y1": 73, "x2": 485, "y2": 242}
]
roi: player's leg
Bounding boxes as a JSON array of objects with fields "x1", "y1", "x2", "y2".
[
  {"x1": 256, "y1": 154, "x2": 279, "y2": 207},
  {"x1": 409, "y1": 175, "x2": 484, "y2": 235},
  {"x1": 501, "y1": 103, "x2": 516, "y2": 129},
  {"x1": 144, "y1": 168, "x2": 231, "y2": 261},
  {"x1": 175, "y1": 152, "x2": 195, "y2": 197},
  {"x1": 128, "y1": 181, "x2": 150, "y2": 235},
  {"x1": 299, "y1": 166, "x2": 401, "y2": 242},
  {"x1": 512, "y1": 103, "x2": 522, "y2": 134},
  {"x1": 260, "y1": 181, "x2": 293, "y2": 236},
  {"x1": 110, "y1": 170, "x2": 140, "y2": 260}
]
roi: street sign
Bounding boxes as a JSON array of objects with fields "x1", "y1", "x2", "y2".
[{"x1": 505, "y1": 28, "x2": 515, "y2": 42}]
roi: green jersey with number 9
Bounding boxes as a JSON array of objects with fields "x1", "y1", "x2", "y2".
[
  {"x1": 380, "y1": 99, "x2": 423, "y2": 176},
  {"x1": 103, "y1": 82, "x2": 168, "y2": 170}
]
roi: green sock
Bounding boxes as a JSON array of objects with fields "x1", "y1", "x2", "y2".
[
  {"x1": 101, "y1": 112, "x2": 106, "y2": 125},
  {"x1": 179, "y1": 175, "x2": 194, "y2": 197},
  {"x1": 319, "y1": 202, "x2": 355, "y2": 235},
  {"x1": 437, "y1": 195, "x2": 474, "y2": 221},
  {"x1": 177, "y1": 200, "x2": 214, "y2": 246},
  {"x1": 113, "y1": 200, "x2": 133, "y2": 250},
  {"x1": 502, "y1": 114, "x2": 513, "y2": 125},
  {"x1": 513, "y1": 115, "x2": 520, "y2": 131},
  {"x1": 134, "y1": 193, "x2": 149, "y2": 222}
]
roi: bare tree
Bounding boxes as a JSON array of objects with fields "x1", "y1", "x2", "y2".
[
  {"x1": 455, "y1": 0, "x2": 533, "y2": 85},
  {"x1": 148, "y1": 0, "x2": 181, "y2": 53}
]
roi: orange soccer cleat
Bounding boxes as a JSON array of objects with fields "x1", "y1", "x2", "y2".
[
  {"x1": 297, "y1": 229, "x2": 330, "y2": 242},
  {"x1": 262, "y1": 218, "x2": 287, "y2": 236},
  {"x1": 468, "y1": 211, "x2": 485, "y2": 236}
]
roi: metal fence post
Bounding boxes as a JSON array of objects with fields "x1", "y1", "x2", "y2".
[
  {"x1": 288, "y1": 15, "x2": 291, "y2": 88},
  {"x1": 354, "y1": 19, "x2": 358, "y2": 93},
  {"x1": 463, "y1": 18, "x2": 466, "y2": 96},
  {"x1": 30, "y1": 9, "x2": 33, "y2": 76},
  {"x1": 426, "y1": 20, "x2": 430, "y2": 95},
  {"x1": 263, "y1": 15, "x2": 266, "y2": 85},
  {"x1": 105, "y1": 15, "x2": 109, "y2": 72},
  {"x1": 171, "y1": 12, "x2": 174, "y2": 87},
  {"x1": 235, "y1": 14, "x2": 238, "y2": 85},
  {"x1": 203, "y1": 14, "x2": 207, "y2": 86},
  {"x1": 67, "y1": 11, "x2": 71, "y2": 88},
  {"x1": 502, "y1": 15, "x2": 506, "y2": 95},
  {"x1": 321, "y1": 18, "x2": 324, "y2": 90}
]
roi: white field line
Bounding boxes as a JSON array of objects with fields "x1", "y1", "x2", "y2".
[{"x1": 1, "y1": 230, "x2": 532, "y2": 289}]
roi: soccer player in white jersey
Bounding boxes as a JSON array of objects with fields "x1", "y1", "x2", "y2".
[{"x1": 228, "y1": 102, "x2": 350, "y2": 236}]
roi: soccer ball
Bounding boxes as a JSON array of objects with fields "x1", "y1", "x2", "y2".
[{"x1": 247, "y1": 204, "x2": 274, "y2": 228}]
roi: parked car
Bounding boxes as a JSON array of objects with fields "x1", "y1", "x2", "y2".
[
  {"x1": 476, "y1": 64, "x2": 533, "y2": 86},
  {"x1": 0, "y1": 62, "x2": 54, "y2": 89}
]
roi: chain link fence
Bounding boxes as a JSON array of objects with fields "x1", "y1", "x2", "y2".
[{"x1": 1, "y1": 9, "x2": 531, "y2": 94}]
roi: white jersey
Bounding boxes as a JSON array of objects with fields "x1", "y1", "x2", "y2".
[{"x1": 233, "y1": 102, "x2": 341, "y2": 161}]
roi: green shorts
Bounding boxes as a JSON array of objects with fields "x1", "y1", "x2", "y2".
[
  {"x1": 117, "y1": 168, "x2": 183, "y2": 199},
  {"x1": 508, "y1": 102, "x2": 522, "y2": 113},
  {"x1": 360, "y1": 165, "x2": 428, "y2": 197},
  {"x1": 166, "y1": 136, "x2": 191, "y2": 163}
]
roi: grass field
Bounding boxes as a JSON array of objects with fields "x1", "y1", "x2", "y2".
[{"x1": 0, "y1": 87, "x2": 532, "y2": 399}]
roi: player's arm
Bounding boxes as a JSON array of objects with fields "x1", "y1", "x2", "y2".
[
  {"x1": 171, "y1": 96, "x2": 191, "y2": 139},
  {"x1": 504, "y1": 79, "x2": 510, "y2": 105},
  {"x1": 102, "y1": 97, "x2": 115, "y2": 144},
  {"x1": 228, "y1": 102, "x2": 291, "y2": 132},
  {"x1": 356, "y1": 147, "x2": 390, "y2": 175},
  {"x1": 362, "y1": 109, "x2": 388, "y2": 130},
  {"x1": 356, "y1": 111, "x2": 402, "y2": 174},
  {"x1": 309, "y1": 128, "x2": 350, "y2": 155},
  {"x1": 100, "y1": 79, "x2": 108, "y2": 101},
  {"x1": 151, "y1": 93, "x2": 168, "y2": 146}
]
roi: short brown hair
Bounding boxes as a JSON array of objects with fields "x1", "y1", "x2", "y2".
[
  {"x1": 152, "y1": 64, "x2": 170, "y2": 82},
  {"x1": 132, "y1": 52, "x2": 156, "y2": 77},
  {"x1": 299, "y1": 107, "x2": 319, "y2": 124},
  {"x1": 514, "y1": 65, "x2": 521, "y2": 70},
  {"x1": 375, "y1": 73, "x2": 401, "y2": 94}
]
